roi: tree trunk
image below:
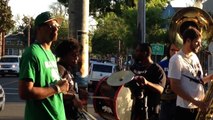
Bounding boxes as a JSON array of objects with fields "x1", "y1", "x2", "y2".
[
  {"x1": 0, "y1": 32, "x2": 5, "y2": 56},
  {"x1": 0, "y1": 32, "x2": 2, "y2": 56},
  {"x1": 2, "y1": 32, "x2": 5, "y2": 56}
]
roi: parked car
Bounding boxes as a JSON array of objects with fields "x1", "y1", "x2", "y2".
[
  {"x1": 0, "y1": 85, "x2": 5, "y2": 111},
  {"x1": 88, "y1": 61, "x2": 118, "y2": 92},
  {"x1": 0, "y1": 55, "x2": 21, "y2": 77}
]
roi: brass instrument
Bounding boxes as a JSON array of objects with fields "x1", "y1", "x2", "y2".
[
  {"x1": 169, "y1": 7, "x2": 213, "y2": 49},
  {"x1": 196, "y1": 81, "x2": 213, "y2": 120},
  {"x1": 169, "y1": 7, "x2": 213, "y2": 120}
]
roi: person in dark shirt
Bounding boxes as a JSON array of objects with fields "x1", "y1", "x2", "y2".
[
  {"x1": 159, "y1": 43, "x2": 179, "y2": 120},
  {"x1": 125, "y1": 43, "x2": 166, "y2": 120},
  {"x1": 55, "y1": 39, "x2": 88, "y2": 120}
]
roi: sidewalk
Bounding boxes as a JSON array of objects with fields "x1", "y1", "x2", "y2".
[
  {"x1": 0, "y1": 102, "x2": 24, "y2": 120},
  {"x1": 0, "y1": 102, "x2": 103, "y2": 120}
]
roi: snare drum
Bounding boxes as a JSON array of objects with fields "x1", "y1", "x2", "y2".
[{"x1": 93, "y1": 77, "x2": 133, "y2": 120}]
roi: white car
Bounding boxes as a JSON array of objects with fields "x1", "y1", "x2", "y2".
[
  {"x1": 0, "y1": 55, "x2": 21, "y2": 77},
  {"x1": 88, "y1": 61, "x2": 118, "y2": 92}
]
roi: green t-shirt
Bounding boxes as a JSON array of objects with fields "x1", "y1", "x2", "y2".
[{"x1": 19, "y1": 43, "x2": 66, "y2": 120}]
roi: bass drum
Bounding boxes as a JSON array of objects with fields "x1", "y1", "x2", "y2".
[{"x1": 93, "y1": 77, "x2": 133, "y2": 120}]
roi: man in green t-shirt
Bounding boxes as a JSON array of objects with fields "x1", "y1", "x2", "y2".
[{"x1": 19, "y1": 11, "x2": 69, "y2": 120}]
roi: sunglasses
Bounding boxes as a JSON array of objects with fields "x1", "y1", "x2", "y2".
[
  {"x1": 47, "y1": 23, "x2": 60, "y2": 29},
  {"x1": 41, "y1": 23, "x2": 60, "y2": 29}
]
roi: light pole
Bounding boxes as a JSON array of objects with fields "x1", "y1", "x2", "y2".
[
  {"x1": 68, "y1": 0, "x2": 89, "y2": 110},
  {"x1": 68, "y1": 0, "x2": 89, "y2": 78},
  {"x1": 137, "y1": 0, "x2": 146, "y2": 43}
]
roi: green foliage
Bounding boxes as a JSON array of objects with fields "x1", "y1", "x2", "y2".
[
  {"x1": 12, "y1": 16, "x2": 35, "y2": 46},
  {"x1": 50, "y1": 2, "x2": 67, "y2": 17},
  {"x1": 92, "y1": 8, "x2": 137, "y2": 56},
  {"x1": 57, "y1": 0, "x2": 169, "y2": 56},
  {"x1": 49, "y1": 2, "x2": 69, "y2": 41},
  {"x1": 146, "y1": 0, "x2": 168, "y2": 43},
  {"x1": 58, "y1": 26, "x2": 69, "y2": 40},
  {"x1": 121, "y1": 7, "x2": 137, "y2": 47},
  {"x1": 57, "y1": 0, "x2": 68, "y2": 7},
  {"x1": 92, "y1": 12, "x2": 126, "y2": 54},
  {"x1": 90, "y1": 0, "x2": 138, "y2": 16},
  {"x1": 0, "y1": 0, "x2": 15, "y2": 32},
  {"x1": 22, "y1": 17, "x2": 35, "y2": 46},
  {"x1": 91, "y1": 0, "x2": 169, "y2": 55}
]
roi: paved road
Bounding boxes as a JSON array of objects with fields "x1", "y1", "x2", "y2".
[
  {"x1": 0, "y1": 76, "x2": 104, "y2": 120},
  {"x1": 0, "y1": 102, "x2": 103, "y2": 120}
]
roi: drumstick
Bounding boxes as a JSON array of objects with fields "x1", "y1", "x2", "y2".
[
  {"x1": 82, "y1": 109, "x2": 97, "y2": 120},
  {"x1": 89, "y1": 96, "x2": 112, "y2": 100}
]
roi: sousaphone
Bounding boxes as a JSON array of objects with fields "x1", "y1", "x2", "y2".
[{"x1": 169, "y1": 7, "x2": 213, "y2": 49}]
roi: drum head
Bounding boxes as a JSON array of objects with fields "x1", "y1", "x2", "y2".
[
  {"x1": 93, "y1": 77, "x2": 133, "y2": 120},
  {"x1": 115, "y1": 86, "x2": 133, "y2": 120},
  {"x1": 107, "y1": 70, "x2": 134, "y2": 86}
]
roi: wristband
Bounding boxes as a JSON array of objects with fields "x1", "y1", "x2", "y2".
[
  {"x1": 51, "y1": 84, "x2": 61, "y2": 93},
  {"x1": 55, "y1": 85, "x2": 61, "y2": 93}
]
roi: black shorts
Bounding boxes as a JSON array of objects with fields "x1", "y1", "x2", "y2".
[{"x1": 175, "y1": 106, "x2": 198, "y2": 120}]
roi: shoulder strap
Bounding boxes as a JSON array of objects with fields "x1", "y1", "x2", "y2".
[{"x1": 57, "y1": 64, "x2": 68, "y2": 78}]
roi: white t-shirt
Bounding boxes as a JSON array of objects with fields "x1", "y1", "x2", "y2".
[{"x1": 168, "y1": 50, "x2": 205, "y2": 109}]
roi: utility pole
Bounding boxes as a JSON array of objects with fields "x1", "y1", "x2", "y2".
[
  {"x1": 137, "y1": 0, "x2": 146, "y2": 43},
  {"x1": 68, "y1": 0, "x2": 89, "y2": 78},
  {"x1": 1, "y1": 32, "x2": 5, "y2": 56},
  {"x1": 68, "y1": 0, "x2": 89, "y2": 110},
  {"x1": 0, "y1": 33, "x2": 2, "y2": 56}
]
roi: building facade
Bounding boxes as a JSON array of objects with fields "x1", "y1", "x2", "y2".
[{"x1": 4, "y1": 33, "x2": 25, "y2": 56}]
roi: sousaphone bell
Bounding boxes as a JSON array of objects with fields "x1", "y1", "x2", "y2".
[{"x1": 169, "y1": 7, "x2": 213, "y2": 49}]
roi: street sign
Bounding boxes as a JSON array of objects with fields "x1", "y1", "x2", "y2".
[{"x1": 151, "y1": 44, "x2": 164, "y2": 55}]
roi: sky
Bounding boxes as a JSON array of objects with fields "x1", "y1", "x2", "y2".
[
  {"x1": 8, "y1": 0, "x2": 195, "y2": 19},
  {"x1": 7, "y1": 0, "x2": 197, "y2": 26},
  {"x1": 8, "y1": 0, "x2": 57, "y2": 18},
  {"x1": 170, "y1": 0, "x2": 194, "y2": 7}
]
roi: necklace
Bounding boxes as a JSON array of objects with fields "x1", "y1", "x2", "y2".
[
  {"x1": 182, "y1": 54, "x2": 201, "y2": 78},
  {"x1": 38, "y1": 43, "x2": 61, "y2": 80},
  {"x1": 183, "y1": 57, "x2": 193, "y2": 68},
  {"x1": 181, "y1": 50, "x2": 194, "y2": 69}
]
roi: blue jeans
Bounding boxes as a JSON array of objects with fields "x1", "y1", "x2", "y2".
[{"x1": 159, "y1": 100, "x2": 176, "y2": 120}]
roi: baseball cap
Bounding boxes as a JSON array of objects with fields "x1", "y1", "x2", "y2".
[{"x1": 34, "y1": 11, "x2": 63, "y2": 27}]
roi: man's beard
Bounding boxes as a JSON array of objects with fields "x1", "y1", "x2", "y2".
[
  {"x1": 134, "y1": 56, "x2": 144, "y2": 63},
  {"x1": 190, "y1": 44, "x2": 200, "y2": 53},
  {"x1": 49, "y1": 31, "x2": 58, "y2": 41}
]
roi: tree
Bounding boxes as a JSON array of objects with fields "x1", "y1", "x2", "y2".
[
  {"x1": 57, "y1": 0, "x2": 138, "y2": 16},
  {"x1": 57, "y1": 0, "x2": 68, "y2": 7},
  {"x1": 49, "y1": 2, "x2": 69, "y2": 51},
  {"x1": 0, "y1": 0, "x2": 15, "y2": 56},
  {"x1": 145, "y1": 0, "x2": 168, "y2": 43},
  {"x1": 49, "y1": 2, "x2": 69, "y2": 41},
  {"x1": 91, "y1": 0, "x2": 169, "y2": 55},
  {"x1": 90, "y1": 0, "x2": 138, "y2": 16},
  {"x1": 92, "y1": 12, "x2": 133, "y2": 56},
  {"x1": 11, "y1": 15, "x2": 35, "y2": 47},
  {"x1": 0, "y1": 0, "x2": 15, "y2": 32},
  {"x1": 58, "y1": 0, "x2": 169, "y2": 56},
  {"x1": 121, "y1": 7, "x2": 137, "y2": 48},
  {"x1": 49, "y1": 2, "x2": 67, "y2": 17},
  {"x1": 22, "y1": 16, "x2": 35, "y2": 46}
]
